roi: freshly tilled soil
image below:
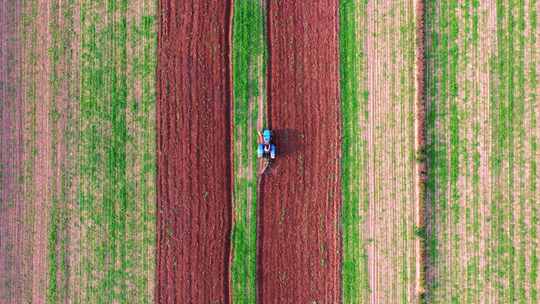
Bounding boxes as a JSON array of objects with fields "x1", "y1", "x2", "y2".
[
  {"x1": 257, "y1": 1, "x2": 342, "y2": 303},
  {"x1": 156, "y1": 1, "x2": 233, "y2": 303}
]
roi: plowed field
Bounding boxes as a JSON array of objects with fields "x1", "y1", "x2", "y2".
[
  {"x1": 257, "y1": 1, "x2": 342, "y2": 303},
  {"x1": 156, "y1": 1, "x2": 232, "y2": 303}
]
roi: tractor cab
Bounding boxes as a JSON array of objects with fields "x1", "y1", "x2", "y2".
[
  {"x1": 262, "y1": 129, "x2": 271, "y2": 144},
  {"x1": 257, "y1": 129, "x2": 276, "y2": 159}
]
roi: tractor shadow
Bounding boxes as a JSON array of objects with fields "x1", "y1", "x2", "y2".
[
  {"x1": 260, "y1": 128, "x2": 303, "y2": 176},
  {"x1": 265, "y1": 128, "x2": 303, "y2": 176},
  {"x1": 272, "y1": 128, "x2": 302, "y2": 158}
]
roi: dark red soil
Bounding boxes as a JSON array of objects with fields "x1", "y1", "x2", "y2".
[
  {"x1": 258, "y1": 1, "x2": 342, "y2": 303},
  {"x1": 156, "y1": 1, "x2": 232, "y2": 303},
  {"x1": 0, "y1": 1, "x2": 25, "y2": 302}
]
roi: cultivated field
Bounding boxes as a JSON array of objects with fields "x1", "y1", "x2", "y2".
[
  {"x1": 156, "y1": 1, "x2": 232, "y2": 303},
  {"x1": 1, "y1": 0, "x2": 25, "y2": 301},
  {"x1": 78, "y1": 0, "x2": 156, "y2": 302},
  {"x1": 425, "y1": 0, "x2": 540, "y2": 303},
  {"x1": 4, "y1": 0, "x2": 540, "y2": 303},
  {"x1": 0, "y1": 0, "x2": 156, "y2": 302}
]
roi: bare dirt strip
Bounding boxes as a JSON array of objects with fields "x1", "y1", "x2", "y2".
[
  {"x1": 1, "y1": 1, "x2": 55, "y2": 302},
  {"x1": 0, "y1": 1, "x2": 24, "y2": 302},
  {"x1": 257, "y1": 1, "x2": 342, "y2": 303},
  {"x1": 32, "y1": 1, "x2": 53, "y2": 301},
  {"x1": 156, "y1": 0, "x2": 232, "y2": 303}
]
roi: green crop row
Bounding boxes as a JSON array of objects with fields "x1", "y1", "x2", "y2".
[
  {"x1": 339, "y1": 0, "x2": 369, "y2": 303},
  {"x1": 529, "y1": 1, "x2": 538, "y2": 303},
  {"x1": 231, "y1": 1, "x2": 266, "y2": 303}
]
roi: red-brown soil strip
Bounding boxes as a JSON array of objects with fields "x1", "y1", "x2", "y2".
[
  {"x1": 156, "y1": 1, "x2": 232, "y2": 303},
  {"x1": 0, "y1": 1, "x2": 24, "y2": 302},
  {"x1": 258, "y1": 1, "x2": 342, "y2": 302}
]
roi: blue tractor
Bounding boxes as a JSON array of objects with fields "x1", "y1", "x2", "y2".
[{"x1": 257, "y1": 129, "x2": 276, "y2": 160}]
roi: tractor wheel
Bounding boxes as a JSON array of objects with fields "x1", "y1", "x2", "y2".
[
  {"x1": 257, "y1": 144, "x2": 264, "y2": 158},
  {"x1": 270, "y1": 144, "x2": 276, "y2": 159}
]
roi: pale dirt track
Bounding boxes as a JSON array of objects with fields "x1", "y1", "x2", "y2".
[
  {"x1": 1, "y1": 1, "x2": 55, "y2": 302},
  {"x1": 32, "y1": 1, "x2": 52, "y2": 302},
  {"x1": 364, "y1": 0, "x2": 420, "y2": 302}
]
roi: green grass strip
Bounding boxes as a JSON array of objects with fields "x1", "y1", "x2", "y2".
[
  {"x1": 471, "y1": 1, "x2": 481, "y2": 300},
  {"x1": 460, "y1": 1, "x2": 476, "y2": 302},
  {"x1": 79, "y1": 1, "x2": 103, "y2": 301},
  {"x1": 102, "y1": 1, "x2": 129, "y2": 301},
  {"x1": 494, "y1": 1, "x2": 517, "y2": 301},
  {"x1": 440, "y1": 1, "x2": 451, "y2": 301},
  {"x1": 339, "y1": 0, "x2": 369, "y2": 302},
  {"x1": 516, "y1": 0, "x2": 526, "y2": 302},
  {"x1": 46, "y1": 0, "x2": 61, "y2": 302},
  {"x1": 448, "y1": 2, "x2": 460, "y2": 301},
  {"x1": 529, "y1": 1, "x2": 538, "y2": 302},
  {"x1": 425, "y1": 0, "x2": 452, "y2": 300},
  {"x1": 507, "y1": 2, "x2": 517, "y2": 302},
  {"x1": 134, "y1": 5, "x2": 157, "y2": 302},
  {"x1": 493, "y1": 0, "x2": 514, "y2": 301},
  {"x1": 80, "y1": 1, "x2": 111, "y2": 300},
  {"x1": 231, "y1": 1, "x2": 266, "y2": 302},
  {"x1": 424, "y1": 0, "x2": 440, "y2": 299},
  {"x1": 435, "y1": 0, "x2": 450, "y2": 300}
]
